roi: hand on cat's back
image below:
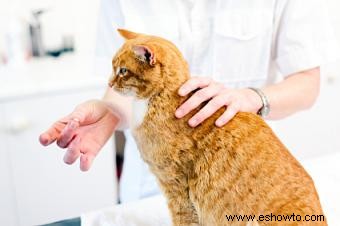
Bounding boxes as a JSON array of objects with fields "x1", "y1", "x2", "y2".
[{"x1": 175, "y1": 76, "x2": 263, "y2": 127}]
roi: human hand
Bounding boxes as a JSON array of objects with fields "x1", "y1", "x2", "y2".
[
  {"x1": 39, "y1": 100, "x2": 119, "y2": 171},
  {"x1": 175, "y1": 77, "x2": 263, "y2": 127}
]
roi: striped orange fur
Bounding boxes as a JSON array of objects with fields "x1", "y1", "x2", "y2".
[{"x1": 109, "y1": 29, "x2": 326, "y2": 226}]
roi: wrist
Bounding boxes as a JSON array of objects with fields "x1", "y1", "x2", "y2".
[
  {"x1": 102, "y1": 99, "x2": 131, "y2": 130},
  {"x1": 244, "y1": 88, "x2": 263, "y2": 114},
  {"x1": 247, "y1": 87, "x2": 270, "y2": 117}
]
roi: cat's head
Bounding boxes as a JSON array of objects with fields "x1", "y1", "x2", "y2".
[{"x1": 109, "y1": 29, "x2": 189, "y2": 99}]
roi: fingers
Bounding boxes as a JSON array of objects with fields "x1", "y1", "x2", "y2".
[
  {"x1": 80, "y1": 152, "x2": 96, "y2": 171},
  {"x1": 176, "y1": 80, "x2": 244, "y2": 127},
  {"x1": 215, "y1": 103, "x2": 239, "y2": 127},
  {"x1": 176, "y1": 82, "x2": 224, "y2": 118},
  {"x1": 188, "y1": 96, "x2": 230, "y2": 127},
  {"x1": 63, "y1": 136, "x2": 81, "y2": 165},
  {"x1": 56, "y1": 119, "x2": 80, "y2": 148},
  {"x1": 39, "y1": 120, "x2": 68, "y2": 146},
  {"x1": 39, "y1": 132, "x2": 55, "y2": 146},
  {"x1": 64, "y1": 141, "x2": 97, "y2": 172},
  {"x1": 39, "y1": 103, "x2": 88, "y2": 147},
  {"x1": 178, "y1": 77, "x2": 212, "y2": 96},
  {"x1": 63, "y1": 134, "x2": 101, "y2": 171},
  {"x1": 69, "y1": 105, "x2": 88, "y2": 125},
  {"x1": 54, "y1": 105, "x2": 89, "y2": 148}
]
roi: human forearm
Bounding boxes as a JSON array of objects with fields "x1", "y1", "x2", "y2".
[
  {"x1": 175, "y1": 67, "x2": 320, "y2": 127},
  {"x1": 262, "y1": 67, "x2": 320, "y2": 120},
  {"x1": 102, "y1": 87, "x2": 132, "y2": 130}
]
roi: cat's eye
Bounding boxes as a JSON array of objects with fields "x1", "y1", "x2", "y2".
[{"x1": 119, "y1": 67, "x2": 128, "y2": 75}]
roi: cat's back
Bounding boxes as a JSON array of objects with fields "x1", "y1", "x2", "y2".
[{"x1": 188, "y1": 112, "x2": 326, "y2": 225}]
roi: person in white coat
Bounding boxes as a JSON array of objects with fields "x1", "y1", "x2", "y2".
[{"x1": 40, "y1": 0, "x2": 338, "y2": 205}]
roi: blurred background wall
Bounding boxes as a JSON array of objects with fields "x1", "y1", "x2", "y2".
[
  {"x1": 0, "y1": 1, "x2": 118, "y2": 226},
  {"x1": 0, "y1": 0, "x2": 100, "y2": 62}
]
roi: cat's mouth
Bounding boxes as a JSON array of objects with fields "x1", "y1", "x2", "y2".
[
  {"x1": 111, "y1": 84, "x2": 136, "y2": 97},
  {"x1": 108, "y1": 76, "x2": 133, "y2": 97},
  {"x1": 109, "y1": 74, "x2": 147, "y2": 99}
]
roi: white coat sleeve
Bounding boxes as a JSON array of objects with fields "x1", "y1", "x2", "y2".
[{"x1": 273, "y1": 0, "x2": 339, "y2": 77}]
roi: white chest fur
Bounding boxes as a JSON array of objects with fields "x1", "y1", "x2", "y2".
[{"x1": 131, "y1": 98, "x2": 149, "y2": 129}]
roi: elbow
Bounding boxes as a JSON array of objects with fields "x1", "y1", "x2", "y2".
[
  {"x1": 301, "y1": 68, "x2": 321, "y2": 110},
  {"x1": 302, "y1": 88, "x2": 319, "y2": 110}
]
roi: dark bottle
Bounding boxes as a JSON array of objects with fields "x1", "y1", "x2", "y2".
[{"x1": 29, "y1": 10, "x2": 45, "y2": 57}]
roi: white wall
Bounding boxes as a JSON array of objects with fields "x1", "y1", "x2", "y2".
[{"x1": 324, "y1": 0, "x2": 340, "y2": 78}]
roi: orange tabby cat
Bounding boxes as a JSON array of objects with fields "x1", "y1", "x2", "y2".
[{"x1": 109, "y1": 29, "x2": 326, "y2": 226}]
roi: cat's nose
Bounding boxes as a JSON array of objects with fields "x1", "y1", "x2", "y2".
[{"x1": 108, "y1": 74, "x2": 118, "y2": 87}]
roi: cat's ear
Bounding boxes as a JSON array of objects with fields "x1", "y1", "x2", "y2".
[
  {"x1": 132, "y1": 45, "x2": 156, "y2": 66},
  {"x1": 117, "y1": 29, "x2": 140, "y2": 40}
]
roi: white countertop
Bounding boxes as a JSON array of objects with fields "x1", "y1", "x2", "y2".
[{"x1": 0, "y1": 55, "x2": 109, "y2": 102}]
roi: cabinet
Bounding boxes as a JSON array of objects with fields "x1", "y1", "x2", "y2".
[
  {"x1": 0, "y1": 111, "x2": 19, "y2": 226},
  {"x1": 0, "y1": 88, "x2": 117, "y2": 226}
]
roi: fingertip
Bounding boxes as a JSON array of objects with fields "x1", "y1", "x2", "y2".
[
  {"x1": 63, "y1": 155, "x2": 73, "y2": 165},
  {"x1": 56, "y1": 139, "x2": 68, "y2": 149},
  {"x1": 175, "y1": 109, "x2": 183, "y2": 118},
  {"x1": 215, "y1": 120, "x2": 226, "y2": 127},
  {"x1": 178, "y1": 88, "x2": 188, "y2": 96},
  {"x1": 80, "y1": 154, "x2": 93, "y2": 172},
  {"x1": 188, "y1": 118, "x2": 198, "y2": 127},
  {"x1": 63, "y1": 150, "x2": 79, "y2": 165},
  {"x1": 80, "y1": 163, "x2": 89, "y2": 172},
  {"x1": 80, "y1": 167, "x2": 89, "y2": 172},
  {"x1": 39, "y1": 134, "x2": 50, "y2": 146}
]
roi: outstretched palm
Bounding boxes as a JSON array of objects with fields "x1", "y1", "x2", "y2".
[{"x1": 39, "y1": 100, "x2": 119, "y2": 171}]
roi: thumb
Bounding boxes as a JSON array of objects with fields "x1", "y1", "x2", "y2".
[
  {"x1": 67, "y1": 104, "x2": 91, "y2": 126},
  {"x1": 67, "y1": 100, "x2": 104, "y2": 126},
  {"x1": 39, "y1": 102, "x2": 93, "y2": 147},
  {"x1": 50, "y1": 106, "x2": 88, "y2": 148}
]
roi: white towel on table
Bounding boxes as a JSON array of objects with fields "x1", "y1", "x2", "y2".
[
  {"x1": 81, "y1": 152, "x2": 340, "y2": 226},
  {"x1": 81, "y1": 195, "x2": 171, "y2": 226}
]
